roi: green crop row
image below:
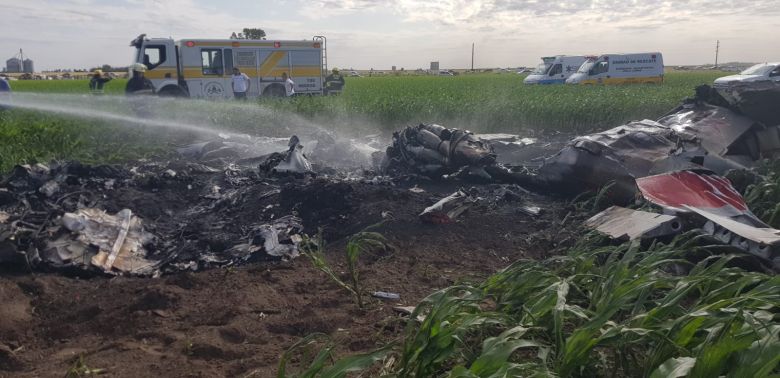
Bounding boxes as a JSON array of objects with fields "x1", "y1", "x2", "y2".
[
  {"x1": 0, "y1": 109, "x2": 165, "y2": 171},
  {"x1": 1, "y1": 71, "x2": 726, "y2": 171},
  {"x1": 268, "y1": 71, "x2": 727, "y2": 134},
  {"x1": 9, "y1": 71, "x2": 726, "y2": 133},
  {"x1": 282, "y1": 231, "x2": 780, "y2": 377}
]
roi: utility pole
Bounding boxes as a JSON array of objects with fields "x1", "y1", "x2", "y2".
[
  {"x1": 714, "y1": 40, "x2": 719, "y2": 69},
  {"x1": 471, "y1": 43, "x2": 474, "y2": 71}
]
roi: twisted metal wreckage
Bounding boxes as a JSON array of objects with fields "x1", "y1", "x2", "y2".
[
  {"x1": 383, "y1": 83, "x2": 780, "y2": 270},
  {"x1": 1, "y1": 82, "x2": 779, "y2": 275}
]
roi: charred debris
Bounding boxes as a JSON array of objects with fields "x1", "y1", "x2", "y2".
[{"x1": 1, "y1": 83, "x2": 779, "y2": 275}]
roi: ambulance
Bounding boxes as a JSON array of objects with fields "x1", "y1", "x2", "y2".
[
  {"x1": 566, "y1": 53, "x2": 664, "y2": 85},
  {"x1": 523, "y1": 55, "x2": 589, "y2": 84},
  {"x1": 129, "y1": 34, "x2": 327, "y2": 98}
]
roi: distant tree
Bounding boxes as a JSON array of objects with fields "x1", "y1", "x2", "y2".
[
  {"x1": 101, "y1": 64, "x2": 112, "y2": 72},
  {"x1": 242, "y1": 28, "x2": 266, "y2": 40}
]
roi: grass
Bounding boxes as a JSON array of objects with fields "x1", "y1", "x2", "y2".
[
  {"x1": 0, "y1": 109, "x2": 166, "y2": 171},
  {"x1": 1, "y1": 71, "x2": 727, "y2": 171},
  {"x1": 9, "y1": 71, "x2": 726, "y2": 132},
  {"x1": 10, "y1": 78, "x2": 128, "y2": 95},
  {"x1": 269, "y1": 71, "x2": 727, "y2": 133}
]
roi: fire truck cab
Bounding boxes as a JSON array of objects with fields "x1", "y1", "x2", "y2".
[{"x1": 130, "y1": 34, "x2": 327, "y2": 98}]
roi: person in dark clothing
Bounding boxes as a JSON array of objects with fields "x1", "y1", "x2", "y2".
[
  {"x1": 0, "y1": 77, "x2": 11, "y2": 110},
  {"x1": 125, "y1": 63, "x2": 155, "y2": 96},
  {"x1": 324, "y1": 68, "x2": 345, "y2": 95},
  {"x1": 125, "y1": 63, "x2": 155, "y2": 118},
  {"x1": 89, "y1": 70, "x2": 112, "y2": 94}
]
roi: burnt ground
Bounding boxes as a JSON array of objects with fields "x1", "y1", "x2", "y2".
[{"x1": 0, "y1": 159, "x2": 581, "y2": 377}]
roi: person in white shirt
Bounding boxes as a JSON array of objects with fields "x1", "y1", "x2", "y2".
[
  {"x1": 231, "y1": 68, "x2": 250, "y2": 100},
  {"x1": 282, "y1": 72, "x2": 295, "y2": 97}
]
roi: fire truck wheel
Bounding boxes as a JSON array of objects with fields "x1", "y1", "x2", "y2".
[
  {"x1": 158, "y1": 86, "x2": 186, "y2": 97},
  {"x1": 263, "y1": 84, "x2": 286, "y2": 97}
]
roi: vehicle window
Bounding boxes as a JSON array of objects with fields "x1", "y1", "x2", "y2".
[
  {"x1": 740, "y1": 63, "x2": 773, "y2": 76},
  {"x1": 201, "y1": 49, "x2": 224, "y2": 75},
  {"x1": 549, "y1": 64, "x2": 562, "y2": 76},
  {"x1": 223, "y1": 48, "x2": 233, "y2": 73},
  {"x1": 291, "y1": 50, "x2": 321, "y2": 66},
  {"x1": 591, "y1": 61, "x2": 609, "y2": 75},
  {"x1": 770, "y1": 66, "x2": 780, "y2": 77},
  {"x1": 533, "y1": 63, "x2": 551, "y2": 74},
  {"x1": 577, "y1": 61, "x2": 595, "y2": 73},
  {"x1": 142, "y1": 45, "x2": 166, "y2": 70}
]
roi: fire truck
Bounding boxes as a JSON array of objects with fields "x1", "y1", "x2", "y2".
[{"x1": 129, "y1": 34, "x2": 327, "y2": 98}]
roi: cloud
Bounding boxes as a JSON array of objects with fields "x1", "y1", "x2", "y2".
[
  {"x1": 0, "y1": 0, "x2": 307, "y2": 68},
  {"x1": 306, "y1": 0, "x2": 779, "y2": 29},
  {"x1": 2, "y1": 0, "x2": 778, "y2": 70}
]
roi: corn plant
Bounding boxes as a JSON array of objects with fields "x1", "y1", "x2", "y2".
[
  {"x1": 301, "y1": 228, "x2": 391, "y2": 309},
  {"x1": 744, "y1": 160, "x2": 780, "y2": 228},
  {"x1": 277, "y1": 333, "x2": 393, "y2": 378},
  {"x1": 65, "y1": 355, "x2": 106, "y2": 377}
]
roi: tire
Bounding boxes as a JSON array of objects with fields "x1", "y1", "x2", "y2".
[
  {"x1": 158, "y1": 85, "x2": 186, "y2": 97},
  {"x1": 263, "y1": 84, "x2": 286, "y2": 97}
]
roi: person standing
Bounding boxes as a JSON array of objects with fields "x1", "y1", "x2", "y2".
[
  {"x1": 231, "y1": 67, "x2": 250, "y2": 100},
  {"x1": 125, "y1": 63, "x2": 155, "y2": 118},
  {"x1": 89, "y1": 70, "x2": 112, "y2": 95},
  {"x1": 282, "y1": 72, "x2": 295, "y2": 97},
  {"x1": 125, "y1": 63, "x2": 154, "y2": 96},
  {"x1": 324, "y1": 67, "x2": 345, "y2": 95}
]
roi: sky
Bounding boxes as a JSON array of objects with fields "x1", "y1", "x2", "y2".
[{"x1": 1, "y1": 0, "x2": 778, "y2": 71}]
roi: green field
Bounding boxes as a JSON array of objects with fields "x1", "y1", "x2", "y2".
[{"x1": 1, "y1": 71, "x2": 728, "y2": 171}]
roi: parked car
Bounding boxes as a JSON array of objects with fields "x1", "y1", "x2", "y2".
[{"x1": 713, "y1": 62, "x2": 780, "y2": 88}]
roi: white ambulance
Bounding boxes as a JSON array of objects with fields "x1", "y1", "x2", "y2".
[
  {"x1": 566, "y1": 53, "x2": 664, "y2": 85},
  {"x1": 129, "y1": 34, "x2": 327, "y2": 98},
  {"x1": 523, "y1": 55, "x2": 589, "y2": 84}
]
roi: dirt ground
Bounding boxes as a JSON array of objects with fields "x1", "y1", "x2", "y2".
[{"x1": 0, "y1": 157, "x2": 579, "y2": 377}]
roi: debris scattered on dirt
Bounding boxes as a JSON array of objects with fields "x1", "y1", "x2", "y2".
[
  {"x1": 585, "y1": 206, "x2": 682, "y2": 241},
  {"x1": 2, "y1": 85, "x2": 779, "y2": 277},
  {"x1": 532, "y1": 84, "x2": 780, "y2": 202},
  {"x1": 260, "y1": 136, "x2": 315, "y2": 176},
  {"x1": 372, "y1": 291, "x2": 401, "y2": 300},
  {"x1": 0, "y1": 160, "x2": 309, "y2": 276},
  {"x1": 519, "y1": 205, "x2": 543, "y2": 217},
  {"x1": 637, "y1": 170, "x2": 780, "y2": 269},
  {"x1": 55, "y1": 208, "x2": 156, "y2": 274},
  {"x1": 382, "y1": 123, "x2": 535, "y2": 185},
  {"x1": 419, "y1": 189, "x2": 477, "y2": 224}
]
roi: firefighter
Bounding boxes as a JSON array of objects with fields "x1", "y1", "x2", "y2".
[
  {"x1": 324, "y1": 67, "x2": 345, "y2": 95},
  {"x1": 125, "y1": 63, "x2": 154, "y2": 96},
  {"x1": 89, "y1": 70, "x2": 112, "y2": 94},
  {"x1": 125, "y1": 63, "x2": 155, "y2": 118}
]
